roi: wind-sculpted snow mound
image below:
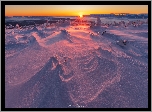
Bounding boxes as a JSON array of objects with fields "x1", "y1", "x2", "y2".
[
  {"x1": 58, "y1": 48, "x2": 121, "y2": 106},
  {"x1": 5, "y1": 41, "x2": 51, "y2": 88},
  {"x1": 5, "y1": 56, "x2": 74, "y2": 108}
]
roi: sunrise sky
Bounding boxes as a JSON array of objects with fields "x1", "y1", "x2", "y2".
[{"x1": 5, "y1": 5, "x2": 148, "y2": 16}]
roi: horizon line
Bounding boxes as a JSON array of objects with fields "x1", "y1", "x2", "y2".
[{"x1": 5, "y1": 13, "x2": 148, "y2": 17}]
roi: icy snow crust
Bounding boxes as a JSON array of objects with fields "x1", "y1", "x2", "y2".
[{"x1": 5, "y1": 17, "x2": 148, "y2": 108}]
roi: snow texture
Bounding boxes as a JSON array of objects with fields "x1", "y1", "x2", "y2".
[{"x1": 5, "y1": 17, "x2": 148, "y2": 108}]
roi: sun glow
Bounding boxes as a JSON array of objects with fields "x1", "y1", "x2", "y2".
[
  {"x1": 79, "y1": 14, "x2": 83, "y2": 18},
  {"x1": 5, "y1": 5, "x2": 148, "y2": 16}
]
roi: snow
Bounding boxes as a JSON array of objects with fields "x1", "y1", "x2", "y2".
[{"x1": 5, "y1": 17, "x2": 148, "y2": 108}]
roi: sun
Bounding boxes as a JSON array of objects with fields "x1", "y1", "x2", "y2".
[{"x1": 79, "y1": 14, "x2": 83, "y2": 18}]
